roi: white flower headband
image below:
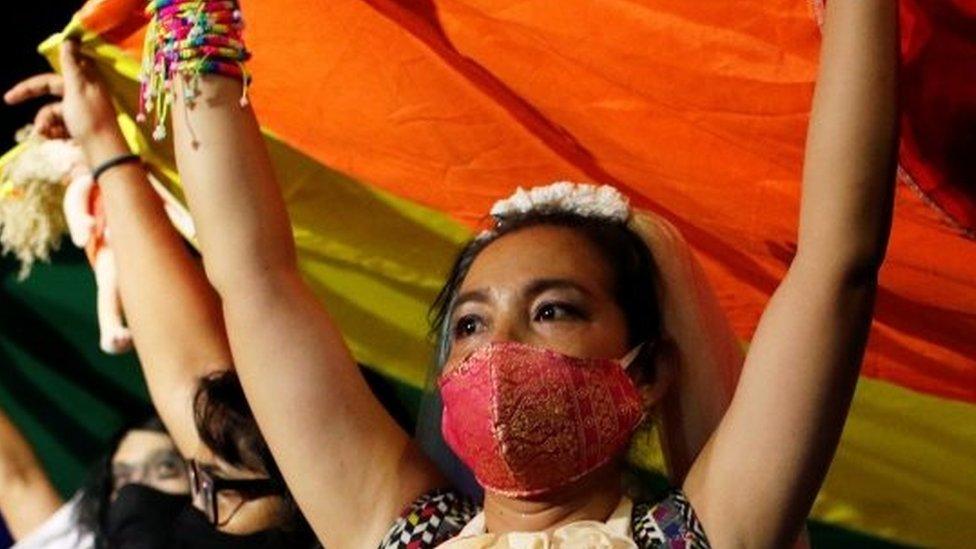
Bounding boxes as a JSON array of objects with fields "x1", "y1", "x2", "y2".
[{"x1": 479, "y1": 182, "x2": 632, "y2": 239}]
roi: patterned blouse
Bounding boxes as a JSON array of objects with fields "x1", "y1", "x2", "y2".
[{"x1": 379, "y1": 489, "x2": 709, "y2": 548}]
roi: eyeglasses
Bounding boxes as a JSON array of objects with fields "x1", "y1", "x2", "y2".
[{"x1": 187, "y1": 459, "x2": 280, "y2": 527}]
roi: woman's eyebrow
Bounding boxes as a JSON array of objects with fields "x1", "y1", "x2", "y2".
[
  {"x1": 524, "y1": 278, "x2": 592, "y2": 299},
  {"x1": 146, "y1": 447, "x2": 182, "y2": 462},
  {"x1": 199, "y1": 461, "x2": 223, "y2": 475},
  {"x1": 453, "y1": 288, "x2": 489, "y2": 310}
]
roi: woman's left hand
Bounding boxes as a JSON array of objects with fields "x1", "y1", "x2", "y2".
[{"x1": 4, "y1": 41, "x2": 125, "y2": 160}]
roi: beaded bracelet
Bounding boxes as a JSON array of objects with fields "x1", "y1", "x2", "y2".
[{"x1": 138, "y1": 0, "x2": 252, "y2": 140}]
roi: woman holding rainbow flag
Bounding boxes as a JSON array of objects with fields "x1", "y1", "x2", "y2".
[{"x1": 40, "y1": 0, "x2": 898, "y2": 546}]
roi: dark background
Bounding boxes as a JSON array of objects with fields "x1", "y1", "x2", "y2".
[
  {"x1": 1, "y1": 3, "x2": 83, "y2": 148},
  {"x1": 0, "y1": 5, "x2": 152, "y2": 547},
  {"x1": 0, "y1": 4, "x2": 909, "y2": 547}
]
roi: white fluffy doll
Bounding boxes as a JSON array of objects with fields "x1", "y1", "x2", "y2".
[{"x1": 0, "y1": 133, "x2": 131, "y2": 354}]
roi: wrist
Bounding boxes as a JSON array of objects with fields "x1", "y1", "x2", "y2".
[{"x1": 78, "y1": 129, "x2": 130, "y2": 167}]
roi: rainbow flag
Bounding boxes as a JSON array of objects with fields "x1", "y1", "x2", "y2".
[{"x1": 22, "y1": 0, "x2": 976, "y2": 545}]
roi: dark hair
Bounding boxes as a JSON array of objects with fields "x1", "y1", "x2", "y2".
[
  {"x1": 430, "y1": 211, "x2": 663, "y2": 366},
  {"x1": 76, "y1": 414, "x2": 168, "y2": 546},
  {"x1": 193, "y1": 370, "x2": 314, "y2": 540},
  {"x1": 418, "y1": 210, "x2": 666, "y2": 499}
]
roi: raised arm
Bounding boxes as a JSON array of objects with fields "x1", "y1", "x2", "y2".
[
  {"x1": 67, "y1": 45, "x2": 231, "y2": 458},
  {"x1": 160, "y1": 16, "x2": 442, "y2": 548},
  {"x1": 682, "y1": 1, "x2": 899, "y2": 546},
  {"x1": 3, "y1": 45, "x2": 232, "y2": 457},
  {"x1": 0, "y1": 405, "x2": 62, "y2": 541}
]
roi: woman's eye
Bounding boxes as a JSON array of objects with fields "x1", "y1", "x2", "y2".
[
  {"x1": 155, "y1": 460, "x2": 182, "y2": 478},
  {"x1": 453, "y1": 314, "x2": 485, "y2": 339},
  {"x1": 534, "y1": 302, "x2": 583, "y2": 322}
]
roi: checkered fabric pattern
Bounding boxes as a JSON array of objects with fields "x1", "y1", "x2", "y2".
[
  {"x1": 379, "y1": 489, "x2": 480, "y2": 548},
  {"x1": 632, "y1": 490, "x2": 711, "y2": 548},
  {"x1": 380, "y1": 488, "x2": 708, "y2": 548}
]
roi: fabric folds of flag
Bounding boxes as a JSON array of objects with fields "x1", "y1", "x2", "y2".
[{"x1": 19, "y1": 0, "x2": 976, "y2": 546}]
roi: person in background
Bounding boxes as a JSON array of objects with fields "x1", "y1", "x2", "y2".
[
  {"x1": 0, "y1": 402, "x2": 189, "y2": 549},
  {"x1": 154, "y1": 0, "x2": 899, "y2": 546},
  {"x1": 5, "y1": 61, "x2": 316, "y2": 546}
]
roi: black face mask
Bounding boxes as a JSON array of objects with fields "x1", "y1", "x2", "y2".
[
  {"x1": 170, "y1": 507, "x2": 308, "y2": 549},
  {"x1": 105, "y1": 484, "x2": 190, "y2": 549}
]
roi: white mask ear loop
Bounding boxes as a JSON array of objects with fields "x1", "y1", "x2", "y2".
[{"x1": 619, "y1": 342, "x2": 654, "y2": 370}]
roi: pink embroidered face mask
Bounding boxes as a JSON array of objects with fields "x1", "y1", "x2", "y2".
[{"x1": 438, "y1": 341, "x2": 645, "y2": 498}]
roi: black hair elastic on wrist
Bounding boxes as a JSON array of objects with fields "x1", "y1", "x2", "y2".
[{"x1": 91, "y1": 153, "x2": 142, "y2": 183}]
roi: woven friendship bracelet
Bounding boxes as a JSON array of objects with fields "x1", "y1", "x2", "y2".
[{"x1": 138, "y1": 0, "x2": 252, "y2": 141}]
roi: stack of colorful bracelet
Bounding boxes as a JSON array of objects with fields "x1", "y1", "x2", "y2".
[{"x1": 138, "y1": 0, "x2": 252, "y2": 141}]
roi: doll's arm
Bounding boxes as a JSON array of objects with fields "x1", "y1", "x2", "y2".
[{"x1": 62, "y1": 171, "x2": 95, "y2": 248}]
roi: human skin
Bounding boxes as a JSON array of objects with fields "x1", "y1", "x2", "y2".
[
  {"x1": 110, "y1": 430, "x2": 190, "y2": 497},
  {"x1": 69, "y1": 0, "x2": 898, "y2": 546},
  {"x1": 0, "y1": 406, "x2": 63, "y2": 541},
  {"x1": 4, "y1": 52, "x2": 286, "y2": 533}
]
